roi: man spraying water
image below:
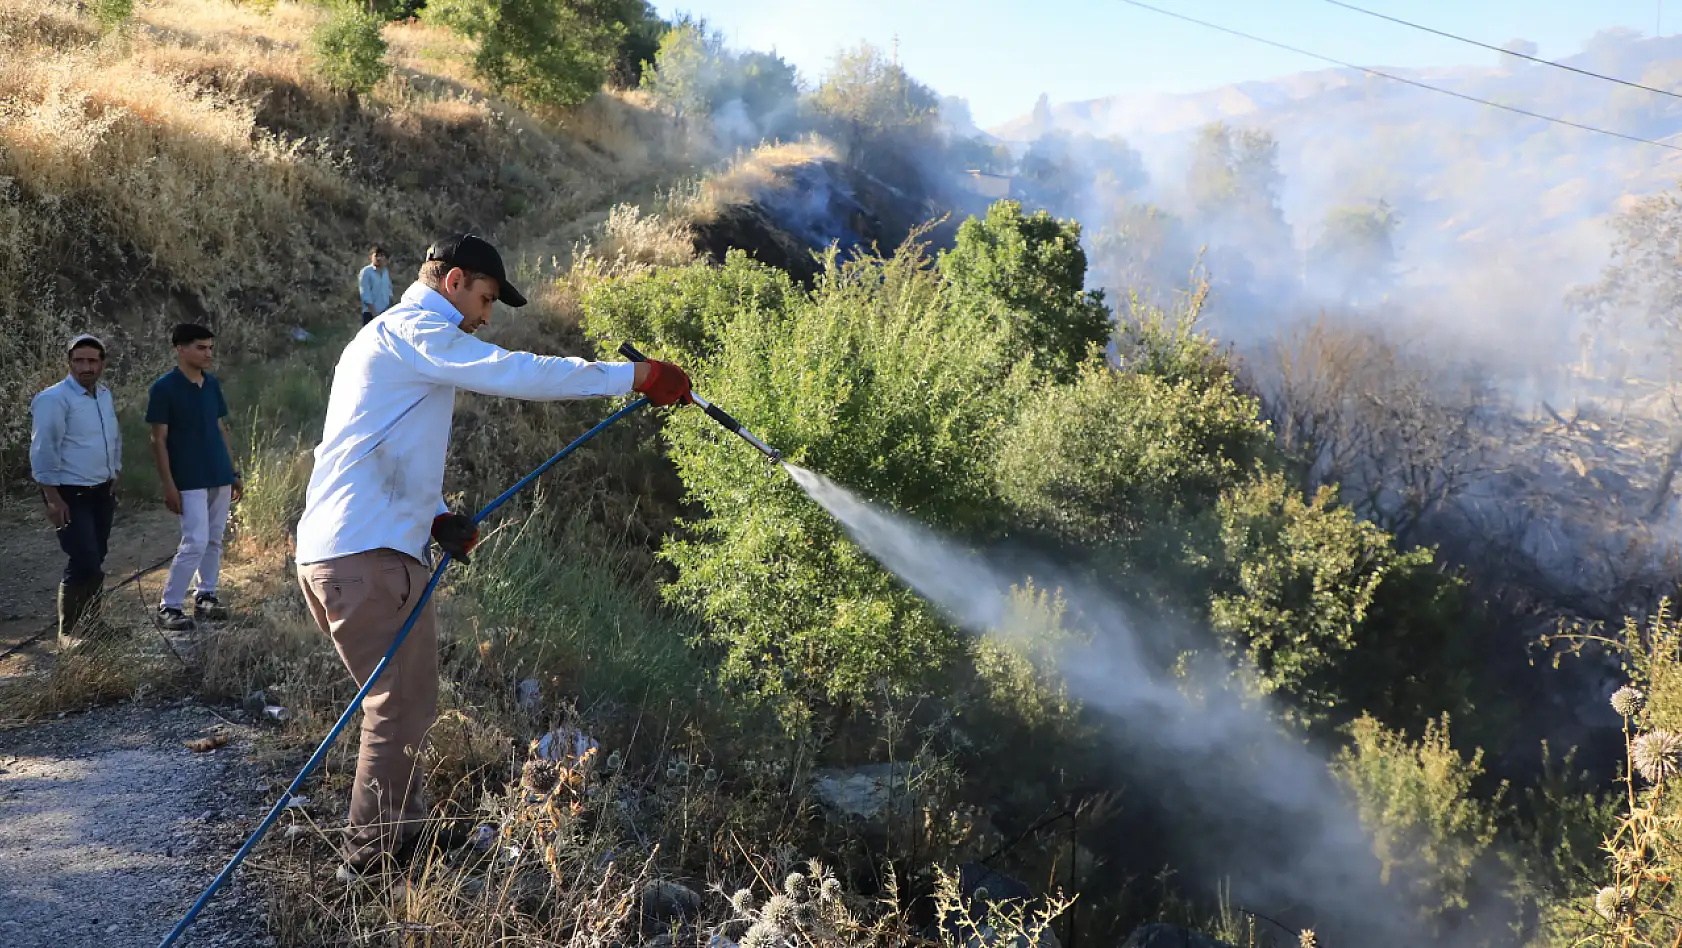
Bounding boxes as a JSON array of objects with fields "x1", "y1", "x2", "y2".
[{"x1": 294, "y1": 234, "x2": 694, "y2": 880}]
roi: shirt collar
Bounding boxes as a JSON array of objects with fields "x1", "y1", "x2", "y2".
[
  {"x1": 61, "y1": 375, "x2": 104, "y2": 397},
  {"x1": 402, "y1": 282, "x2": 464, "y2": 328}
]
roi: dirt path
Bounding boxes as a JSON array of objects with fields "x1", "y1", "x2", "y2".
[
  {"x1": 0, "y1": 500, "x2": 182, "y2": 659},
  {"x1": 0, "y1": 502, "x2": 275, "y2": 946}
]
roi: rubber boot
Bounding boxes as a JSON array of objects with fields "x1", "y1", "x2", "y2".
[{"x1": 57, "y1": 577, "x2": 106, "y2": 652}]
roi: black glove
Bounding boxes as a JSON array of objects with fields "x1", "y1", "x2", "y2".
[{"x1": 431, "y1": 513, "x2": 479, "y2": 565}]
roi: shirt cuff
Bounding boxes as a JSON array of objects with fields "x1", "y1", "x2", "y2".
[{"x1": 606, "y1": 361, "x2": 637, "y2": 396}]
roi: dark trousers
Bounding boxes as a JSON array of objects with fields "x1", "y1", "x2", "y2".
[{"x1": 55, "y1": 482, "x2": 115, "y2": 585}]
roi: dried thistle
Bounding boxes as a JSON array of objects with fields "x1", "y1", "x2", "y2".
[
  {"x1": 1298, "y1": 930, "x2": 1318, "y2": 948},
  {"x1": 1594, "y1": 885, "x2": 1633, "y2": 922},
  {"x1": 783, "y1": 872, "x2": 807, "y2": 899},
  {"x1": 740, "y1": 920, "x2": 784, "y2": 948},
  {"x1": 762, "y1": 893, "x2": 798, "y2": 928},
  {"x1": 522, "y1": 759, "x2": 562, "y2": 794},
  {"x1": 729, "y1": 888, "x2": 756, "y2": 913},
  {"x1": 819, "y1": 876, "x2": 841, "y2": 901},
  {"x1": 1612, "y1": 685, "x2": 1646, "y2": 718},
  {"x1": 1632, "y1": 730, "x2": 1682, "y2": 783}
]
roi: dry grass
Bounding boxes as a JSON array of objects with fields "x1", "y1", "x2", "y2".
[
  {"x1": 0, "y1": 0, "x2": 703, "y2": 483},
  {"x1": 684, "y1": 137, "x2": 839, "y2": 222}
]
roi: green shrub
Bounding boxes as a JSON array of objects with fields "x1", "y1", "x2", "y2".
[
  {"x1": 309, "y1": 4, "x2": 391, "y2": 96},
  {"x1": 585, "y1": 247, "x2": 1034, "y2": 724},
  {"x1": 427, "y1": 0, "x2": 625, "y2": 109},
  {"x1": 1333, "y1": 714, "x2": 1503, "y2": 930},
  {"x1": 994, "y1": 358, "x2": 1270, "y2": 564},
  {"x1": 1210, "y1": 473, "x2": 1437, "y2": 724},
  {"x1": 92, "y1": 0, "x2": 133, "y2": 33},
  {"x1": 939, "y1": 200, "x2": 1112, "y2": 373}
]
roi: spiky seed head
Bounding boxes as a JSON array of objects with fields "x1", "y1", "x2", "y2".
[
  {"x1": 704, "y1": 767, "x2": 720, "y2": 783},
  {"x1": 1298, "y1": 929, "x2": 1318, "y2": 948},
  {"x1": 1595, "y1": 885, "x2": 1633, "y2": 921},
  {"x1": 794, "y1": 901, "x2": 820, "y2": 927},
  {"x1": 673, "y1": 760, "x2": 691, "y2": 779},
  {"x1": 783, "y1": 872, "x2": 807, "y2": 898},
  {"x1": 1612, "y1": 686, "x2": 1647, "y2": 718},
  {"x1": 605, "y1": 750, "x2": 623, "y2": 771},
  {"x1": 522, "y1": 759, "x2": 562, "y2": 794},
  {"x1": 741, "y1": 921, "x2": 782, "y2": 948},
  {"x1": 819, "y1": 877, "x2": 841, "y2": 902},
  {"x1": 763, "y1": 894, "x2": 798, "y2": 928},
  {"x1": 1632, "y1": 730, "x2": 1682, "y2": 783},
  {"x1": 729, "y1": 888, "x2": 755, "y2": 913}
]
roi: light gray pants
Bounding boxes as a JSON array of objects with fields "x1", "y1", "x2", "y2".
[{"x1": 160, "y1": 486, "x2": 231, "y2": 609}]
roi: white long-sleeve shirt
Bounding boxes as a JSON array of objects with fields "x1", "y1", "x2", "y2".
[
  {"x1": 30, "y1": 376, "x2": 122, "y2": 487},
  {"x1": 295, "y1": 283, "x2": 636, "y2": 565}
]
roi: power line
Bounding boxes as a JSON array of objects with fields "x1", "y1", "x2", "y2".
[
  {"x1": 1322, "y1": 0, "x2": 1682, "y2": 102},
  {"x1": 1115, "y1": 0, "x2": 1682, "y2": 153}
]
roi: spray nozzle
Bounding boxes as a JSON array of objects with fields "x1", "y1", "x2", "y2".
[{"x1": 619, "y1": 342, "x2": 784, "y2": 462}]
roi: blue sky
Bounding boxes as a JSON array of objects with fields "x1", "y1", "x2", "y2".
[{"x1": 652, "y1": 0, "x2": 1670, "y2": 127}]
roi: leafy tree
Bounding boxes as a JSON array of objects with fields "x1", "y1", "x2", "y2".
[
  {"x1": 939, "y1": 200, "x2": 1112, "y2": 373},
  {"x1": 1310, "y1": 200, "x2": 1399, "y2": 302},
  {"x1": 585, "y1": 248, "x2": 1032, "y2": 723},
  {"x1": 309, "y1": 3, "x2": 391, "y2": 96},
  {"x1": 610, "y1": 0, "x2": 667, "y2": 88},
  {"x1": 427, "y1": 0, "x2": 627, "y2": 109},
  {"x1": 1015, "y1": 132, "x2": 1147, "y2": 218},
  {"x1": 1570, "y1": 182, "x2": 1682, "y2": 384},
  {"x1": 642, "y1": 19, "x2": 800, "y2": 141},
  {"x1": 1087, "y1": 199, "x2": 1200, "y2": 305},
  {"x1": 808, "y1": 43, "x2": 938, "y2": 167},
  {"x1": 1185, "y1": 122, "x2": 1292, "y2": 280}
]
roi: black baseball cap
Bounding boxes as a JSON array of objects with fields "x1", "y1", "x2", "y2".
[{"x1": 424, "y1": 233, "x2": 528, "y2": 308}]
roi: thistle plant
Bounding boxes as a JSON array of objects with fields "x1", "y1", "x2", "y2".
[
  {"x1": 1611, "y1": 685, "x2": 1646, "y2": 720},
  {"x1": 1630, "y1": 730, "x2": 1682, "y2": 785}
]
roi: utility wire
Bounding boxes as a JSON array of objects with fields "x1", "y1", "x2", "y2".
[
  {"x1": 1116, "y1": 0, "x2": 1682, "y2": 153},
  {"x1": 1322, "y1": 0, "x2": 1682, "y2": 101}
]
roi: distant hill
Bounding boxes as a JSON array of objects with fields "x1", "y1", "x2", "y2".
[{"x1": 990, "y1": 30, "x2": 1682, "y2": 360}]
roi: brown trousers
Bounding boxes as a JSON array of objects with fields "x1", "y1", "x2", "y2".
[{"x1": 298, "y1": 548, "x2": 438, "y2": 864}]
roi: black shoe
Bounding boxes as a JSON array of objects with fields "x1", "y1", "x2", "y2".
[
  {"x1": 156, "y1": 606, "x2": 194, "y2": 631},
  {"x1": 193, "y1": 594, "x2": 230, "y2": 621}
]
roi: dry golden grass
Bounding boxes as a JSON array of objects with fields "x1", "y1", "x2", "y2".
[{"x1": 685, "y1": 136, "x2": 839, "y2": 222}]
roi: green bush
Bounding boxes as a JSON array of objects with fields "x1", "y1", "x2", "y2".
[
  {"x1": 92, "y1": 0, "x2": 134, "y2": 33},
  {"x1": 309, "y1": 4, "x2": 390, "y2": 96},
  {"x1": 585, "y1": 247, "x2": 1034, "y2": 723},
  {"x1": 1210, "y1": 474, "x2": 1438, "y2": 723},
  {"x1": 427, "y1": 0, "x2": 625, "y2": 109},
  {"x1": 939, "y1": 201, "x2": 1112, "y2": 374}
]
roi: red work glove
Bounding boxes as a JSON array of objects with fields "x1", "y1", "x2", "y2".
[
  {"x1": 432, "y1": 513, "x2": 479, "y2": 564},
  {"x1": 633, "y1": 359, "x2": 692, "y2": 407}
]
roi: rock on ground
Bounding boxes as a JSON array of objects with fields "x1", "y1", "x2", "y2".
[{"x1": 0, "y1": 702, "x2": 270, "y2": 948}]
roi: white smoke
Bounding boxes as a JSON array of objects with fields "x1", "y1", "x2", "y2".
[{"x1": 784, "y1": 462, "x2": 1423, "y2": 944}]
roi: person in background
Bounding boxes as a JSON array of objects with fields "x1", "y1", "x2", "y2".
[
  {"x1": 295, "y1": 233, "x2": 692, "y2": 880},
  {"x1": 29, "y1": 334, "x2": 122, "y2": 649},
  {"x1": 359, "y1": 245, "x2": 393, "y2": 326},
  {"x1": 147, "y1": 323, "x2": 242, "y2": 631}
]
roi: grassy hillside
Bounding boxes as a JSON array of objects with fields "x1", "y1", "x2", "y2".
[{"x1": 0, "y1": 0, "x2": 698, "y2": 483}]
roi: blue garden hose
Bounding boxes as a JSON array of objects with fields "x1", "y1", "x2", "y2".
[{"x1": 157, "y1": 397, "x2": 649, "y2": 948}]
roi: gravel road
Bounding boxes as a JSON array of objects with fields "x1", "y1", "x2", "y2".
[{"x1": 0, "y1": 702, "x2": 271, "y2": 948}]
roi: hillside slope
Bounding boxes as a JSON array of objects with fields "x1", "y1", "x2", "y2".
[{"x1": 0, "y1": 0, "x2": 700, "y2": 480}]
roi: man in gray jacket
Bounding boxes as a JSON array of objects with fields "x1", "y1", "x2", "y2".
[{"x1": 30, "y1": 334, "x2": 123, "y2": 649}]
